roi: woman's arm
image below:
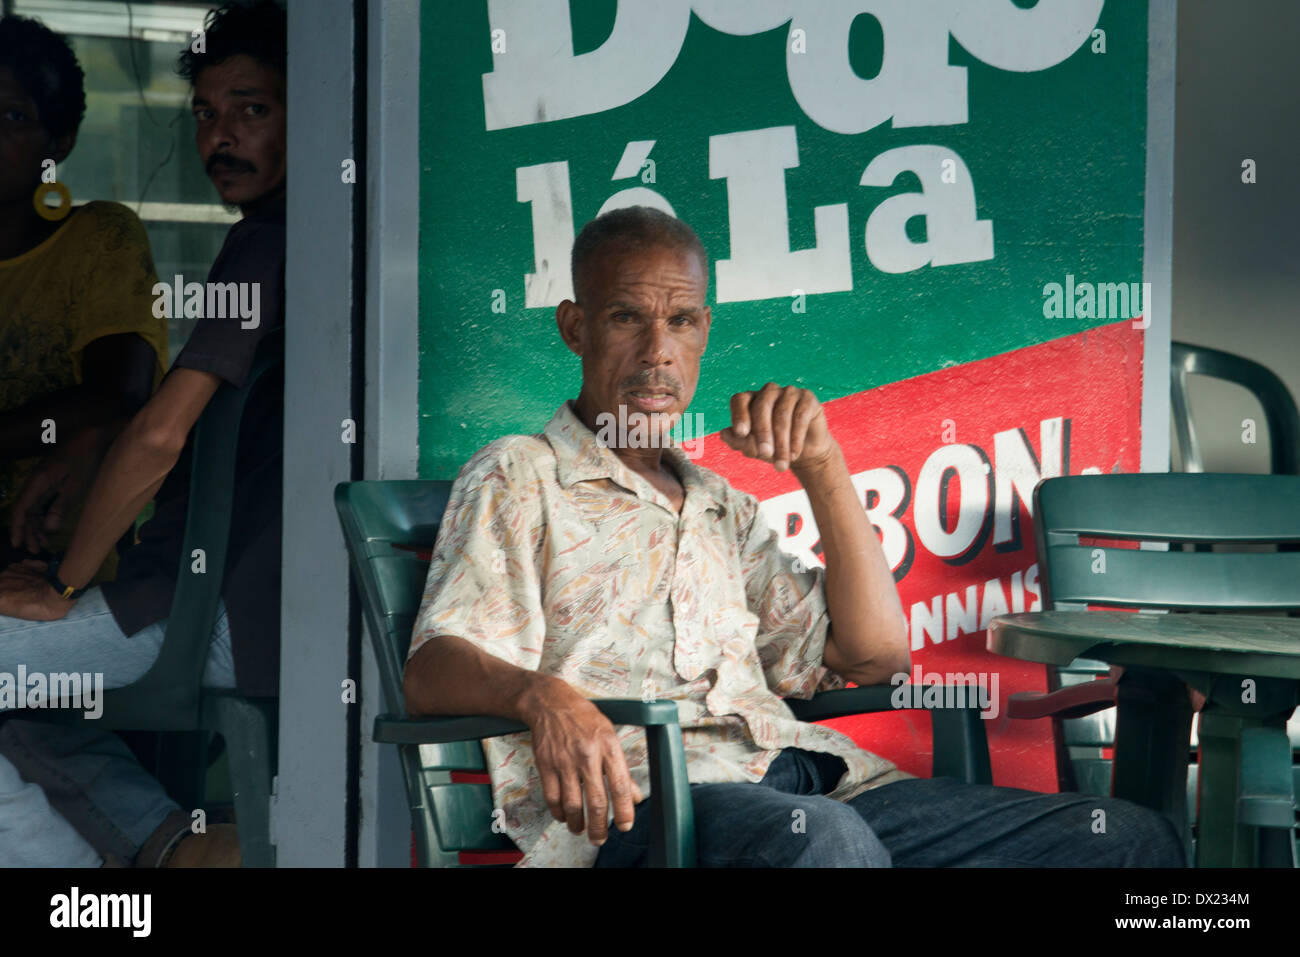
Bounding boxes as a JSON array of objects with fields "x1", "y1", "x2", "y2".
[{"x1": 0, "y1": 333, "x2": 157, "y2": 462}]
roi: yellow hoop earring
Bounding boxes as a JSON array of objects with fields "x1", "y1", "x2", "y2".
[{"x1": 33, "y1": 181, "x2": 72, "y2": 222}]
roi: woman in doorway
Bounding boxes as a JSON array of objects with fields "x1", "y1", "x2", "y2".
[{"x1": 0, "y1": 13, "x2": 168, "y2": 577}]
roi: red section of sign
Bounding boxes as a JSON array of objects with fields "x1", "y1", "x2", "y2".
[{"x1": 692, "y1": 321, "x2": 1144, "y2": 791}]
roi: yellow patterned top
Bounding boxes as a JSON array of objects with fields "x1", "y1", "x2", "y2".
[
  {"x1": 409, "y1": 400, "x2": 909, "y2": 867},
  {"x1": 0, "y1": 201, "x2": 168, "y2": 575}
]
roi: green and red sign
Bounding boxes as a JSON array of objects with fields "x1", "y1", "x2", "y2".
[{"x1": 420, "y1": 0, "x2": 1150, "y2": 791}]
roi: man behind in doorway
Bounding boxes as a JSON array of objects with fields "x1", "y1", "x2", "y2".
[
  {"x1": 404, "y1": 205, "x2": 1186, "y2": 868},
  {"x1": 0, "y1": 0, "x2": 287, "y2": 867}
]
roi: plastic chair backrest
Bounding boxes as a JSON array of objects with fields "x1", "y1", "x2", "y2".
[
  {"x1": 1171, "y1": 341, "x2": 1300, "y2": 475},
  {"x1": 1033, "y1": 473, "x2": 1300, "y2": 611},
  {"x1": 94, "y1": 327, "x2": 286, "y2": 729},
  {"x1": 336, "y1": 479, "x2": 515, "y2": 862},
  {"x1": 334, "y1": 480, "x2": 451, "y2": 715}
]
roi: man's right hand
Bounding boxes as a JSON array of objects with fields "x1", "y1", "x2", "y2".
[{"x1": 522, "y1": 677, "x2": 644, "y2": 845}]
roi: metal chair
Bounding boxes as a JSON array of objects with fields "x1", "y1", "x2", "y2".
[{"x1": 1171, "y1": 340, "x2": 1300, "y2": 475}]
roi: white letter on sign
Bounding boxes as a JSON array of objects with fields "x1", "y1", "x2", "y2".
[
  {"x1": 860, "y1": 145, "x2": 993, "y2": 274},
  {"x1": 915, "y1": 444, "x2": 991, "y2": 560},
  {"x1": 710, "y1": 126, "x2": 851, "y2": 303},
  {"x1": 948, "y1": 0, "x2": 1103, "y2": 73},
  {"x1": 690, "y1": 1, "x2": 792, "y2": 38},
  {"x1": 516, "y1": 161, "x2": 575, "y2": 307},
  {"x1": 853, "y1": 467, "x2": 912, "y2": 574},
  {"x1": 785, "y1": 1, "x2": 967, "y2": 135},
  {"x1": 482, "y1": 0, "x2": 690, "y2": 131},
  {"x1": 992, "y1": 418, "x2": 1064, "y2": 547}
]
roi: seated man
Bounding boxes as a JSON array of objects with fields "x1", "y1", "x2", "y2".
[{"x1": 404, "y1": 206, "x2": 1186, "y2": 868}]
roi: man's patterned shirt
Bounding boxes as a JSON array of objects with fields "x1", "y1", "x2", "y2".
[{"x1": 408, "y1": 400, "x2": 909, "y2": 867}]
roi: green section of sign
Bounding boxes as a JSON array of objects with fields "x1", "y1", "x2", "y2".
[{"x1": 419, "y1": 1, "x2": 1147, "y2": 478}]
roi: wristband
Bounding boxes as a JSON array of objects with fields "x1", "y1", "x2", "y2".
[{"x1": 44, "y1": 559, "x2": 86, "y2": 601}]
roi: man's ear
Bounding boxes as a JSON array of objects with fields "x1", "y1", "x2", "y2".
[
  {"x1": 700, "y1": 305, "x2": 712, "y2": 353},
  {"x1": 556, "y1": 299, "x2": 585, "y2": 357}
]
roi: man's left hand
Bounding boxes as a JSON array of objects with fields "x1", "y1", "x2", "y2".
[
  {"x1": 0, "y1": 560, "x2": 74, "y2": 621},
  {"x1": 720, "y1": 383, "x2": 838, "y2": 474}
]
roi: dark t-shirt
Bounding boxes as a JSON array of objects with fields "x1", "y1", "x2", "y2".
[{"x1": 101, "y1": 192, "x2": 285, "y2": 697}]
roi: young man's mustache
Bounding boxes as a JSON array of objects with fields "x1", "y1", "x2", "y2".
[{"x1": 207, "y1": 155, "x2": 256, "y2": 175}]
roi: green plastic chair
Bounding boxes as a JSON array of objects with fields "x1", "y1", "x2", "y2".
[
  {"x1": 1016, "y1": 473, "x2": 1300, "y2": 866},
  {"x1": 1171, "y1": 341, "x2": 1300, "y2": 475},
  {"x1": 334, "y1": 478, "x2": 994, "y2": 868},
  {"x1": 2, "y1": 327, "x2": 284, "y2": 867},
  {"x1": 1022, "y1": 343, "x2": 1300, "y2": 820},
  {"x1": 1171, "y1": 341, "x2": 1300, "y2": 837}
]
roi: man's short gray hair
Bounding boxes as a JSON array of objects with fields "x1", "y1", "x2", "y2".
[{"x1": 570, "y1": 206, "x2": 708, "y2": 304}]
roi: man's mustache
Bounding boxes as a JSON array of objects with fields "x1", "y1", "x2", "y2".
[
  {"x1": 207, "y1": 154, "x2": 255, "y2": 175},
  {"x1": 622, "y1": 372, "x2": 682, "y2": 395}
]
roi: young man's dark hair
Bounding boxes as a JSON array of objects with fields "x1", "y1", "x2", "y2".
[
  {"x1": 0, "y1": 14, "x2": 85, "y2": 140},
  {"x1": 177, "y1": 0, "x2": 287, "y2": 84}
]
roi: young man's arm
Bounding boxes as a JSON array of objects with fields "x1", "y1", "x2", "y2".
[{"x1": 0, "y1": 368, "x2": 221, "y2": 618}]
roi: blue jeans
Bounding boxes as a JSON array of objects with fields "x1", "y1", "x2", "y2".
[
  {"x1": 0, "y1": 586, "x2": 235, "y2": 866},
  {"x1": 595, "y1": 747, "x2": 1187, "y2": 867}
]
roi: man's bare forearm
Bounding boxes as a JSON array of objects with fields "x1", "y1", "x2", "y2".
[
  {"x1": 403, "y1": 632, "x2": 566, "y2": 722},
  {"x1": 793, "y1": 442, "x2": 909, "y2": 685},
  {"x1": 56, "y1": 421, "x2": 182, "y2": 588},
  {"x1": 56, "y1": 369, "x2": 220, "y2": 589},
  {"x1": 406, "y1": 633, "x2": 644, "y2": 839}
]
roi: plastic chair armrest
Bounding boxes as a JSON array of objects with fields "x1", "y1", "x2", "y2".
[
  {"x1": 787, "y1": 684, "x2": 993, "y2": 785},
  {"x1": 785, "y1": 685, "x2": 898, "y2": 720},
  {"x1": 373, "y1": 698, "x2": 685, "y2": 744},
  {"x1": 374, "y1": 714, "x2": 527, "y2": 744},
  {"x1": 375, "y1": 698, "x2": 695, "y2": 866},
  {"x1": 1006, "y1": 677, "x2": 1121, "y2": 721}
]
